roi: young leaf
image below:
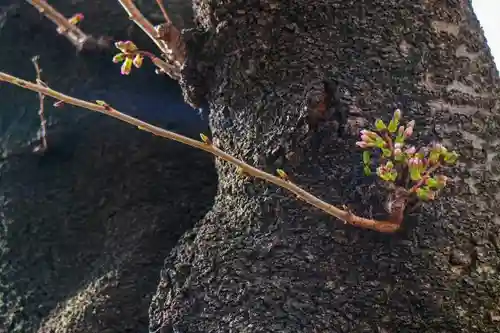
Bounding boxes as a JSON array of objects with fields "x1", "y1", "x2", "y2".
[
  {"x1": 416, "y1": 187, "x2": 435, "y2": 201},
  {"x1": 387, "y1": 112, "x2": 400, "y2": 133},
  {"x1": 121, "y1": 57, "x2": 133, "y2": 75},
  {"x1": 363, "y1": 151, "x2": 371, "y2": 165},
  {"x1": 425, "y1": 177, "x2": 439, "y2": 189},
  {"x1": 363, "y1": 165, "x2": 372, "y2": 176},
  {"x1": 375, "y1": 119, "x2": 387, "y2": 131},
  {"x1": 113, "y1": 53, "x2": 126, "y2": 63},
  {"x1": 443, "y1": 151, "x2": 459, "y2": 164}
]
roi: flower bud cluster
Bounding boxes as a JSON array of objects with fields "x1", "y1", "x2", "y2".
[
  {"x1": 113, "y1": 41, "x2": 145, "y2": 75},
  {"x1": 357, "y1": 109, "x2": 458, "y2": 202}
]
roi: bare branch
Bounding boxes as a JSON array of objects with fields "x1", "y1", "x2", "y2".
[
  {"x1": 0, "y1": 71, "x2": 403, "y2": 234},
  {"x1": 31, "y1": 56, "x2": 48, "y2": 153},
  {"x1": 26, "y1": 0, "x2": 110, "y2": 51}
]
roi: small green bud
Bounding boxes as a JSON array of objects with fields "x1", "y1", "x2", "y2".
[
  {"x1": 200, "y1": 133, "x2": 211, "y2": 144},
  {"x1": 276, "y1": 169, "x2": 289, "y2": 180},
  {"x1": 382, "y1": 148, "x2": 392, "y2": 157}
]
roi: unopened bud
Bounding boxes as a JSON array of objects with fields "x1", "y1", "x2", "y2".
[
  {"x1": 53, "y1": 100, "x2": 64, "y2": 108},
  {"x1": 112, "y1": 53, "x2": 126, "y2": 63},
  {"x1": 68, "y1": 13, "x2": 84, "y2": 25},
  {"x1": 121, "y1": 57, "x2": 133, "y2": 75},
  {"x1": 404, "y1": 120, "x2": 415, "y2": 138},
  {"x1": 133, "y1": 54, "x2": 144, "y2": 68}
]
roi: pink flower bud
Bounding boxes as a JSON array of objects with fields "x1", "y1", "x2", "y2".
[
  {"x1": 394, "y1": 142, "x2": 403, "y2": 149},
  {"x1": 398, "y1": 125, "x2": 404, "y2": 136},
  {"x1": 356, "y1": 141, "x2": 374, "y2": 148},
  {"x1": 408, "y1": 157, "x2": 421, "y2": 167},
  {"x1": 404, "y1": 128, "x2": 412, "y2": 138},
  {"x1": 360, "y1": 130, "x2": 377, "y2": 139},
  {"x1": 361, "y1": 134, "x2": 371, "y2": 143},
  {"x1": 405, "y1": 146, "x2": 416, "y2": 155}
]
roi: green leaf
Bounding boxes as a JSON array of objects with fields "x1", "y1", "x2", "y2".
[
  {"x1": 387, "y1": 118, "x2": 399, "y2": 133},
  {"x1": 416, "y1": 188, "x2": 429, "y2": 200},
  {"x1": 410, "y1": 168, "x2": 422, "y2": 181},
  {"x1": 112, "y1": 53, "x2": 126, "y2": 63},
  {"x1": 388, "y1": 170, "x2": 398, "y2": 182},
  {"x1": 362, "y1": 151, "x2": 371, "y2": 165},
  {"x1": 375, "y1": 119, "x2": 387, "y2": 131},
  {"x1": 363, "y1": 165, "x2": 372, "y2": 176},
  {"x1": 416, "y1": 187, "x2": 435, "y2": 201},
  {"x1": 429, "y1": 150, "x2": 440, "y2": 164},
  {"x1": 382, "y1": 148, "x2": 392, "y2": 157},
  {"x1": 444, "y1": 151, "x2": 459, "y2": 164},
  {"x1": 425, "y1": 177, "x2": 438, "y2": 189}
]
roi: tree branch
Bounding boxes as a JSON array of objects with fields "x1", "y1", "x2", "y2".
[
  {"x1": 116, "y1": 0, "x2": 185, "y2": 73},
  {"x1": 155, "y1": 0, "x2": 170, "y2": 25},
  {"x1": 26, "y1": 0, "x2": 110, "y2": 51},
  {"x1": 0, "y1": 71, "x2": 403, "y2": 234}
]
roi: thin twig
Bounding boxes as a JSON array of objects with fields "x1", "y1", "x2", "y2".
[
  {"x1": 117, "y1": 0, "x2": 167, "y2": 54},
  {"x1": 0, "y1": 71, "x2": 403, "y2": 233},
  {"x1": 138, "y1": 51, "x2": 181, "y2": 80},
  {"x1": 26, "y1": 0, "x2": 89, "y2": 50},
  {"x1": 155, "y1": 0, "x2": 171, "y2": 24},
  {"x1": 31, "y1": 56, "x2": 48, "y2": 153}
]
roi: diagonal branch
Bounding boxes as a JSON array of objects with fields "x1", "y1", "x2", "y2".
[
  {"x1": 26, "y1": 0, "x2": 110, "y2": 51},
  {"x1": 0, "y1": 71, "x2": 404, "y2": 234}
]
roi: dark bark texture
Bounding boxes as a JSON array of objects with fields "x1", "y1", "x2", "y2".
[{"x1": 151, "y1": 0, "x2": 500, "y2": 332}]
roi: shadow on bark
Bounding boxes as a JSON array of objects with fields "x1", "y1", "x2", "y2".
[{"x1": 0, "y1": 2, "x2": 216, "y2": 332}]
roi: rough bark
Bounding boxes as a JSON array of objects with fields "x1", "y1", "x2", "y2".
[{"x1": 150, "y1": 1, "x2": 500, "y2": 332}]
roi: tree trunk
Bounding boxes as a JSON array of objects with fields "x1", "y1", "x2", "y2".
[{"x1": 150, "y1": 1, "x2": 500, "y2": 332}]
